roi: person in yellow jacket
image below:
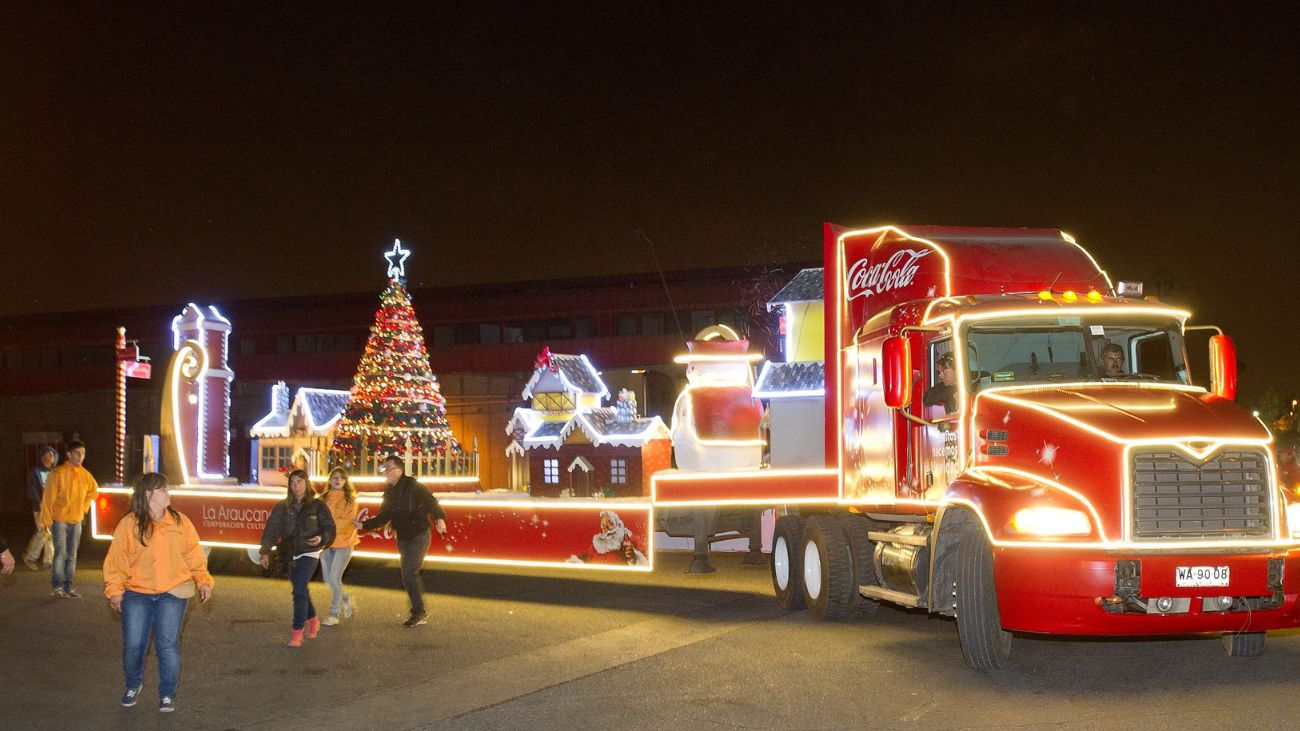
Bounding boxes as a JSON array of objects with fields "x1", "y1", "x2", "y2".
[
  {"x1": 38, "y1": 440, "x2": 98, "y2": 598},
  {"x1": 319, "y1": 467, "x2": 360, "y2": 625},
  {"x1": 104, "y1": 473, "x2": 213, "y2": 713}
]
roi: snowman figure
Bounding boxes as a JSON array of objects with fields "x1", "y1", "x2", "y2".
[{"x1": 670, "y1": 326, "x2": 764, "y2": 471}]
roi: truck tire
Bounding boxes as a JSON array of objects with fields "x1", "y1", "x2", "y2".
[
  {"x1": 801, "y1": 515, "x2": 856, "y2": 620},
  {"x1": 834, "y1": 512, "x2": 879, "y2": 616},
  {"x1": 954, "y1": 522, "x2": 1012, "y2": 669},
  {"x1": 1222, "y1": 632, "x2": 1265, "y2": 657},
  {"x1": 771, "y1": 515, "x2": 807, "y2": 610},
  {"x1": 201, "y1": 546, "x2": 235, "y2": 573}
]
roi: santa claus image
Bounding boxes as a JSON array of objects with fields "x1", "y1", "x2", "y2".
[
  {"x1": 670, "y1": 325, "x2": 765, "y2": 471},
  {"x1": 592, "y1": 510, "x2": 648, "y2": 566}
]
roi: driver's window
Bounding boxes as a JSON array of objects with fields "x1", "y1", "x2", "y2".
[{"x1": 923, "y1": 340, "x2": 958, "y2": 417}]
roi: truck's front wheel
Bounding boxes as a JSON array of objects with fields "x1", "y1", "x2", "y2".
[
  {"x1": 771, "y1": 515, "x2": 806, "y2": 610},
  {"x1": 954, "y1": 522, "x2": 1012, "y2": 669}
]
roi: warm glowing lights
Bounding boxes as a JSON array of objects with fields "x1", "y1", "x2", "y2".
[
  {"x1": 1038, "y1": 290, "x2": 1053, "y2": 301},
  {"x1": 1086, "y1": 289, "x2": 1103, "y2": 303},
  {"x1": 1008, "y1": 506, "x2": 1092, "y2": 537},
  {"x1": 1061, "y1": 290, "x2": 1078, "y2": 303}
]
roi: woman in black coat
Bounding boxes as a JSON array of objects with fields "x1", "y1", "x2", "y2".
[{"x1": 259, "y1": 469, "x2": 335, "y2": 647}]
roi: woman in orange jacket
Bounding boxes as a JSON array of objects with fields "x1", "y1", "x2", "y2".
[
  {"x1": 103, "y1": 473, "x2": 214, "y2": 713},
  {"x1": 319, "y1": 467, "x2": 360, "y2": 625}
]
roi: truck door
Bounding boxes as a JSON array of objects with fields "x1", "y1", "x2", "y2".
[{"x1": 917, "y1": 339, "x2": 960, "y2": 500}]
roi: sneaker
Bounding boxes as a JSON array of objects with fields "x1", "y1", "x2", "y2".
[
  {"x1": 120, "y1": 685, "x2": 143, "y2": 708},
  {"x1": 64, "y1": 588, "x2": 81, "y2": 599},
  {"x1": 321, "y1": 614, "x2": 340, "y2": 626},
  {"x1": 402, "y1": 611, "x2": 428, "y2": 628},
  {"x1": 51, "y1": 588, "x2": 65, "y2": 598},
  {"x1": 341, "y1": 595, "x2": 354, "y2": 619},
  {"x1": 159, "y1": 697, "x2": 175, "y2": 713}
]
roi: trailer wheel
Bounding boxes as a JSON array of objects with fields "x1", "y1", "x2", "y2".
[
  {"x1": 771, "y1": 515, "x2": 807, "y2": 610},
  {"x1": 1222, "y1": 632, "x2": 1266, "y2": 657},
  {"x1": 801, "y1": 515, "x2": 856, "y2": 620},
  {"x1": 834, "y1": 513, "x2": 879, "y2": 616},
  {"x1": 954, "y1": 522, "x2": 1012, "y2": 669}
]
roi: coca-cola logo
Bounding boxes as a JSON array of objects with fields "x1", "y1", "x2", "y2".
[{"x1": 846, "y1": 248, "x2": 932, "y2": 300}]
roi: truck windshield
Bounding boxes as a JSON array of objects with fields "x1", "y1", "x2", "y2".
[{"x1": 962, "y1": 315, "x2": 1191, "y2": 390}]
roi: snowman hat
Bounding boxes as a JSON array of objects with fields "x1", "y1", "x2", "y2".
[{"x1": 673, "y1": 325, "x2": 763, "y2": 364}]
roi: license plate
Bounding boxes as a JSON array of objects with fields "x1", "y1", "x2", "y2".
[{"x1": 1175, "y1": 565, "x2": 1230, "y2": 588}]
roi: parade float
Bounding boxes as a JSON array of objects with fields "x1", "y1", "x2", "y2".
[
  {"x1": 92, "y1": 224, "x2": 1300, "y2": 669},
  {"x1": 92, "y1": 241, "x2": 654, "y2": 571}
]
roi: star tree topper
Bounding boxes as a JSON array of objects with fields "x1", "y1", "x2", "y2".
[{"x1": 385, "y1": 238, "x2": 411, "y2": 279}]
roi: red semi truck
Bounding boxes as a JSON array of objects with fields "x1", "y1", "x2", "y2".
[
  {"x1": 816, "y1": 223, "x2": 1300, "y2": 666},
  {"x1": 655, "y1": 223, "x2": 1300, "y2": 668}
]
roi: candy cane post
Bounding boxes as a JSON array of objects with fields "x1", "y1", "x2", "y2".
[{"x1": 114, "y1": 327, "x2": 127, "y2": 483}]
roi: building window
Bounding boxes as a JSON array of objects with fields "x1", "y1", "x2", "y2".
[
  {"x1": 503, "y1": 323, "x2": 524, "y2": 343},
  {"x1": 690, "y1": 309, "x2": 715, "y2": 334},
  {"x1": 610, "y1": 458, "x2": 627, "y2": 484},
  {"x1": 543, "y1": 459, "x2": 559, "y2": 484},
  {"x1": 479, "y1": 324, "x2": 501, "y2": 345},
  {"x1": 640, "y1": 313, "x2": 664, "y2": 336},
  {"x1": 261, "y1": 445, "x2": 293, "y2": 470},
  {"x1": 574, "y1": 317, "x2": 595, "y2": 339},
  {"x1": 616, "y1": 314, "x2": 637, "y2": 336},
  {"x1": 432, "y1": 326, "x2": 454, "y2": 347},
  {"x1": 533, "y1": 393, "x2": 575, "y2": 412},
  {"x1": 524, "y1": 320, "x2": 547, "y2": 342}
]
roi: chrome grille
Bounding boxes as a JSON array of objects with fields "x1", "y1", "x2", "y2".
[{"x1": 1130, "y1": 448, "x2": 1271, "y2": 540}]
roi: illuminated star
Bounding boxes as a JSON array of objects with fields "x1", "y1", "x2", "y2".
[
  {"x1": 1002, "y1": 410, "x2": 1012, "y2": 426},
  {"x1": 384, "y1": 239, "x2": 411, "y2": 278},
  {"x1": 1038, "y1": 441, "x2": 1060, "y2": 467},
  {"x1": 926, "y1": 285, "x2": 937, "y2": 297}
]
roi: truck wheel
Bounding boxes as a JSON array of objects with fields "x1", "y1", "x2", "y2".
[
  {"x1": 834, "y1": 513, "x2": 879, "y2": 616},
  {"x1": 1222, "y1": 632, "x2": 1265, "y2": 657},
  {"x1": 801, "y1": 515, "x2": 855, "y2": 620},
  {"x1": 771, "y1": 515, "x2": 807, "y2": 610},
  {"x1": 201, "y1": 546, "x2": 234, "y2": 573},
  {"x1": 954, "y1": 522, "x2": 1012, "y2": 669}
]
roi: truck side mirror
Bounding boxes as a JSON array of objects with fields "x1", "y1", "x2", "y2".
[
  {"x1": 1208, "y1": 334, "x2": 1238, "y2": 401},
  {"x1": 882, "y1": 336, "x2": 912, "y2": 408}
]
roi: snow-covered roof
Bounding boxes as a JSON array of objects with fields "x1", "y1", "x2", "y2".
[
  {"x1": 522, "y1": 353, "x2": 609, "y2": 400},
  {"x1": 753, "y1": 361, "x2": 825, "y2": 399},
  {"x1": 250, "y1": 386, "x2": 351, "y2": 438},
  {"x1": 767, "y1": 268, "x2": 824, "y2": 310},
  {"x1": 505, "y1": 407, "x2": 669, "y2": 452}
]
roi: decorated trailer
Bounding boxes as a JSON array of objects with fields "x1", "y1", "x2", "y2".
[
  {"x1": 653, "y1": 223, "x2": 1300, "y2": 667},
  {"x1": 92, "y1": 241, "x2": 655, "y2": 574}
]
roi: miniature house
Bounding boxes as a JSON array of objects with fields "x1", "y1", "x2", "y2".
[
  {"x1": 506, "y1": 349, "x2": 671, "y2": 497},
  {"x1": 756, "y1": 268, "x2": 827, "y2": 468},
  {"x1": 249, "y1": 382, "x2": 350, "y2": 486}
]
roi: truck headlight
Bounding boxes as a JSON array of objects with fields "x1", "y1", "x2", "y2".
[
  {"x1": 1009, "y1": 507, "x2": 1091, "y2": 537},
  {"x1": 1288, "y1": 504, "x2": 1300, "y2": 537}
]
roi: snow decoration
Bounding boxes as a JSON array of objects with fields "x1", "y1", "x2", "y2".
[{"x1": 1037, "y1": 440, "x2": 1060, "y2": 467}]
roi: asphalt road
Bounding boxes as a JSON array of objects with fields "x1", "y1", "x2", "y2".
[{"x1": 4, "y1": 542, "x2": 1300, "y2": 730}]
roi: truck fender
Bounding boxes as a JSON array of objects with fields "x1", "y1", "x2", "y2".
[{"x1": 928, "y1": 500, "x2": 985, "y2": 618}]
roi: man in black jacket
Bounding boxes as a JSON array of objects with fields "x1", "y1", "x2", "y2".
[{"x1": 360, "y1": 456, "x2": 447, "y2": 627}]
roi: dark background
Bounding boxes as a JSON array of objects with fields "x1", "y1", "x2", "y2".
[{"x1": 2, "y1": 2, "x2": 1296, "y2": 404}]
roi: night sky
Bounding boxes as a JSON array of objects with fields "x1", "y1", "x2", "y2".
[{"x1": 3, "y1": 3, "x2": 1297, "y2": 404}]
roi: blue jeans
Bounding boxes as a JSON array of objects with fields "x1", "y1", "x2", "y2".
[
  {"x1": 50, "y1": 520, "x2": 83, "y2": 592},
  {"x1": 289, "y1": 555, "x2": 320, "y2": 630},
  {"x1": 122, "y1": 590, "x2": 188, "y2": 698},
  {"x1": 320, "y1": 547, "x2": 353, "y2": 616}
]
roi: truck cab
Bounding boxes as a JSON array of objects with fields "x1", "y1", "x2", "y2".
[{"x1": 767, "y1": 224, "x2": 1300, "y2": 668}]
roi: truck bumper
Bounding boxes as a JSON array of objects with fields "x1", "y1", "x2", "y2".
[{"x1": 993, "y1": 547, "x2": 1300, "y2": 635}]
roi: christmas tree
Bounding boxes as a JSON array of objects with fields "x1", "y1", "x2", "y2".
[{"x1": 329, "y1": 240, "x2": 463, "y2": 469}]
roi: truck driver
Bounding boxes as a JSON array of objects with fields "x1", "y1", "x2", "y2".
[
  {"x1": 923, "y1": 352, "x2": 958, "y2": 414},
  {"x1": 1097, "y1": 342, "x2": 1125, "y2": 379}
]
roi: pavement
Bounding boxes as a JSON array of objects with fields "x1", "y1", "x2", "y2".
[{"x1": 6, "y1": 538, "x2": 1300, "y2": 730}]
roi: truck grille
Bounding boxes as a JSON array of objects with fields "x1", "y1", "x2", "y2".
[{"x1": 1130, "y1": 448, "x2": 1271, "y2": 540}]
